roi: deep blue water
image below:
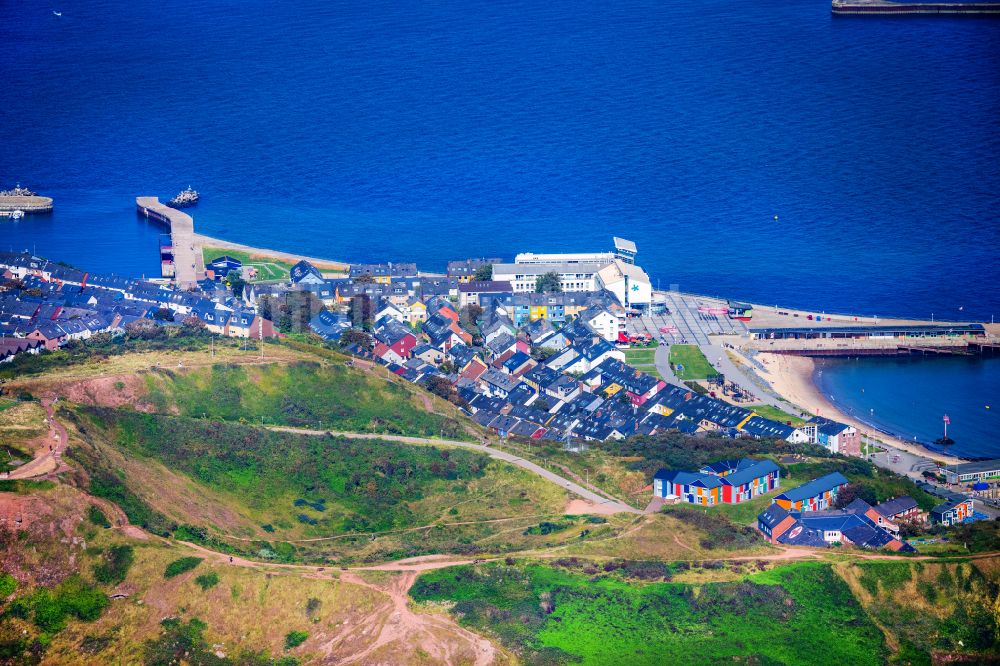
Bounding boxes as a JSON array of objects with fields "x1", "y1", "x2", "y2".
[
  {"x1": 2, "y1": 0, "x2": 998, "y2": 453},
  {"x1": 815, "y1": 356, "x2": 1000, "y2": 459}
]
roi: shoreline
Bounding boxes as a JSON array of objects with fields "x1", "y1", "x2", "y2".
[
  {"x1": 192, "y1": 232, "x2": 350, "y2": 272},
  {"x1": 752, "y1": 352, "x2": 964, "y2": 465}
]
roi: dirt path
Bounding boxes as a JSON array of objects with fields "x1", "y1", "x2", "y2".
[
  {"x1": 269, "y1": 425, "x2": 640, "y2": 514},
  {"x1": 7, "y1": 398, "x2": 70, "y2": 480},
  {"x1": 336, "y1": 571, "x2": 496, "y2": 666}
]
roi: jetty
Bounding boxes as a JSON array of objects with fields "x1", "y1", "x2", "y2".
[
  {"x1": 0, "y1": 186, "x2": 53, "y2": 214},
  {"x1": 136, "y1": 196, "x2": 205, "y2": 287},
  {"x1": 832, "y1": 0, "x2": 1000, "y2": 15}
]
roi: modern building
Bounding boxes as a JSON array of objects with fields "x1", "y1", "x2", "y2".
[
  {"x1": 653, "y1": 458, "x2": 780, "y2": 506},
  {"x1": 772, "y1": 472, "x2": 849, "y2": 512},
  {"x1": 803, "y1": 416, "x2": 860, "y2": 457},
  {"x1": 930, "y1": 497, "x2": 975, "y2": 526},
  {"x1": 942, "y1": 459, "x2": 1000, "y2": 485},
  {"x1": 492, "y1": 261, "x2": 607, "y2": 294},
  {"x1": 757, "y1": 500, "x2": 914, "y2": 552}
]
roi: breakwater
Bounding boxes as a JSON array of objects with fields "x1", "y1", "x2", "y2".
[
  {"x1": 0, "y1": 195, "x2": 53, "y2": 213},
  {"x1": 135, "y1": 196, "x2": 204, "y2": 287},
  {"x1": 833, "y1": 0, "x2": 1000, "y2": 14}
]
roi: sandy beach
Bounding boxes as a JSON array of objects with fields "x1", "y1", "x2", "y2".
[
  {"x1": 754, "y1": 352, "x2": 962, "y2": 465},
  {"x1": 193, "y1": 232, "x2": 350, "y2": 272}
]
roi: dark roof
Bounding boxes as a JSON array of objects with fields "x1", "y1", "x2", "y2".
[
  {"x1": 757, "y1": 504, "x2": 792, "y2": 530},
  {"x1": 776, "y1": 472, "x2": 849, "y2": 502},
  {"x1": 458, "y1": 280, "x2": 512, "y2": 293},
  {"x1": 874, "y1": 496, "x2": 919, "y2": 518}
]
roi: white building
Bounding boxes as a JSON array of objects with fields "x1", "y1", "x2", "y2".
[
  {"x1": 595, "y1": 259, "x2": 652, "y2": 309},
  {"x1": 492, "y1": 261, "x2": 607, "y2": 294}
]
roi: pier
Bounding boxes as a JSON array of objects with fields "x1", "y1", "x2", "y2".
[
  {"x1": 136, "y1": 196, "x2": 205, "y2": 287},
  {"x1": 833, "y1": 0, "x2": 1000, "y2": 15},
  {"x1": 0, "y1": 195, "x2": 53, "y2": 214}
]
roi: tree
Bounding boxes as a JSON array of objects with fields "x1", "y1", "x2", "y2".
[
  {"x1": 152, "y1": 307, "x2": 174, "y2": 321},
  {"x1": 225, "y1": 270, "x2": 247, "y2": 298},
  {"x1": 181, "y1": 315, "x2": 207, "y2": 332},
  {"x1": 354, "y1": 273, "x2": 376, "y2": 284},
  {"x1": 348, "y1": 295, "x2": 375, "y2": 330},
  {"x1": 474, "y1": 263, "x2": 494, "y2": 281},
  {"x1": 339, "y1": 329, "x2": 373, "y2": 351},
  {"x1": 534, "y1": 398, "x2": 551, "y2": 413},
  {"x1": 535, "y1": 272, "x2": 562, "y2": 293},
  {"x1": 833, "y1": 482, "x2": 876, "y2": 509}
]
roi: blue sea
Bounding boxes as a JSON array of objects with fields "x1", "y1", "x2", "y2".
[{"x1": 2, "y1": 0, "x2": 998, "y2": 453}]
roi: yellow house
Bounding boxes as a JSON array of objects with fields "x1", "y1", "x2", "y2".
[
  {"x1": 408, "y1": 300, "x2": 428, "y2": 323},
  {"x1": 530, "y1": 304, "x2": 547, "y2": 321}
]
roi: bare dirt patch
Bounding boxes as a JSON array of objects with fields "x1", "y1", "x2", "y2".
[{"x1": 564, "y1": 498, "x2": 623, "y2": 516}]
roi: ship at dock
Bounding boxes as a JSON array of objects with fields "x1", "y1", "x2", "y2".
[{"x1": 167, "y1": 186, "x2": 200, "y2": 208}]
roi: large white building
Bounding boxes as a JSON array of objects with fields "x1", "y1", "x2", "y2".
[
  {"x1": 492, "y1": 261, "x2": 606, "y2": 294},
  {"x1": 495, "y1": 238, "x2": 651, "y2": 309}
]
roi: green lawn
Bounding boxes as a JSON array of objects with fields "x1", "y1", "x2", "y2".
[
  {"x1": 668, "y1": 345, "x2": 719, "y2": 380},
  {"x1": 622, "y1": 344, "x2": 664, "y2": 380},
  {"x1": 750, "y1": 404, "x2": 807, "y2": 427},
  {"x1": 202, "y1": 247, "x2": 295, "y2": 283},
  {"x1": 412, "y1": 560, "x2": 886, "y2": 665}
]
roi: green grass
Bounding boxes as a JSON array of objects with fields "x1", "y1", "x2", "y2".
[
  {"x1": 141, "y1": 360, "x2": 469, "y2": 440},
  {"x1": 0, "y1": 399, "x2": 19, "y2": 413},
  {"x1": 164, "y1": 556, "x2": 204, "y2": 579},
  {"x1": 668, "y1": 345, "x2": 720, "y2": 380},
  {"x1": 411, "y1": 560, "x2": 885, "y2": 665},
  {"x1": 622, "y1": 345, "x2": 664, "y2": 380},
  {"x1": 202, "y1": 247, "x2": 296, "y2": 283},
  {"x1": 750, "y1": 404, "x2": 807, "y2": 427},
  {"x1": 71, "y1": 406, "x2": 570, "y2": 562}
]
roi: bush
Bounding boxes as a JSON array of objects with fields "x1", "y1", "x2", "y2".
[
  {"x1": 163, "y1": 557, "x2": 203, "y2": 579},
  {"x1": 284, "y1": 630, "x2": 309, "y2": 650},
  {"x1": 194, "y1": 572, "x2": 220, "y2": 591},
  {"x1": 0, "y1": 572, "x2": 16, "y2": 598},
  {"x1": 93, "y1": 544, "x2": 134, "y2": 585},
  {"x1": 18, "y1": 576, "x2": 108, "y2": 633},
  {"x1": 86, "y1": 505, "x2": 111, "y2": 529}
]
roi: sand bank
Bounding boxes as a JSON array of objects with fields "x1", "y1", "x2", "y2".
[{"x1": 754, "y1": 352, "x2": 962, "y2": 465}]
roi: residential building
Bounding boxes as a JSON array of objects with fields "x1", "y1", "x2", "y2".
[
  {"x1": 653, "y1": 458, "x2": 780, "y2": 505},
  {"x1": 447, "y1": 258, "x2": 503, "y2": 283},
  {"x1": 290, "y1": 260, "x2": 324, "y2": 286},
  {"x1": 349, "y1": 263, "x2": 418, "y2": 284},
  {"x1": 772, "y1": 472, "x2": 850, "y2": 512},
  {"x1": 930, "y1": 497, "x2": 975, "y2": 526},
  {"x1": 458, "y1": 281, "x2": 513, "y2": 308},
  {"x1": 873, "y1": 496, "x2": 925, "y2": 529},
  {"x1": 757, "y1": 501, "x2": 914, "y2": 552},
  {"x1": 492, "y1": 261, "x2": 607, "y2": 295},
  {"x1": 803, "y1": 416, "x2": 860, "y2": 456}
]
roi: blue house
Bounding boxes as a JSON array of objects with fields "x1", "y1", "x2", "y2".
[{"x1": 208, "y1": 255, "x2": 242, "y2": 280}]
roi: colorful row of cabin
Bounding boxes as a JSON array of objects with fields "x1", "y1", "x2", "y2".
[
  {"x1": 653, "y1": 458, "x2": 780, "y2": 506},
  {"x1": 771, "y1": 472, "x2": 849, "y2": 512}
]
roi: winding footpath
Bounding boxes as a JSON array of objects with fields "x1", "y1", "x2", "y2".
[
  {"x1": 6, "y1": 398, "x2": 70, "y2": 480},
  {"x1": 268, "y1": 425, "x2": 641, "y2": 514}
]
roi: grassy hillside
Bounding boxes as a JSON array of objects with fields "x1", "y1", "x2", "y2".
[
  {"x1": 66, "y1": 407, "x2": 575, "y2": 563},
  {"x1": 411, "y1": 559, "x2": 887, "y2": 665},
  {"x1": 139, "y1": 361, "x2": 470, "y2": 439}
]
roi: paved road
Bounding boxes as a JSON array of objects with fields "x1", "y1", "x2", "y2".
[{"x1": 268, "y1": 426, "x2": 641, "y2": 514}]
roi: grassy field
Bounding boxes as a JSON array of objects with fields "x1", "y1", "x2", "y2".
[
  {"x1": 67, "y1": 407, "x2": 579, "y2": 561},
  {"x1": 750, "y1": 403, "x2": 808, "y2": 427},
  {"x1": 202, "y1": 246, "x2": 297, "y2": 282},
  {"x1": 139, "y1": 361, "x2": 468, "y2": 439},
  {"x1": 621, "y1": 344, "x2": 664, "y2": 380},
  {"x1": 836, "y1": 560, "x2": 1000, "y2": 662},
  {"x1": 668, "y1": 344, "x2": 720, "y2": 380},
  {"x1": 412, "y1": 559, "x2": 887, "y2": 665}
]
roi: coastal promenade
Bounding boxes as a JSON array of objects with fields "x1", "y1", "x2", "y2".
[{"x1": 135, "y1": 196, "x2": 205, "y2": 287}]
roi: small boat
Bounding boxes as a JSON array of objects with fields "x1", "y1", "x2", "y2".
[
  {"x1": 168, "y1": 186, "x2": 200, "y2": 208},
  {"x1": 53, "y1": 10, "x2": 62, "y2": 16},
  {"x1": 0, "y1": 210, "x2": 26, "y2": 220}
]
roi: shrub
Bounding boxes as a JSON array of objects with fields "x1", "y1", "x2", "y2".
[
  {"x1": 163, "y1": 557, "x2": 203, "y2": 579},
  {"x1": 194, "y1": 572, "x2": 220, "y2": 591},
  {"x1": 305, "y1": 597, "x2": 321, "y2": 618},
  {"x1": 285, "y1": 630, "x2": 309, "y2": 650},
  {"x1": 93, "y1": 544, "x2": 134, "y2": 585},
  {"x1": 19, "y1": 576, "x2": 108, "y2": 633},
  {"x1": 0, "y1": 572, "x2": 16, "y2": 599},
  {"x1": 86, "y1": 505, "x2": 111, "y2": 528}
]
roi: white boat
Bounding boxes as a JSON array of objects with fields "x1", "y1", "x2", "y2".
[
  {"x1": 53, "y1": 10, "x2": 62, "y2": 16},
  {"x1": 0, "y1": 210, "x2": 26, "y2": 220}
]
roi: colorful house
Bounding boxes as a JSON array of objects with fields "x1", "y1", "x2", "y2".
[
  {"x1": 757, "y1": 500, "x2": 914, "y2": 552},
  {"x1": 772, "y1": 472, "x2": 849, "y2": 512},
  {"x1": 653, "y1": 458, "x2": 780, "y2": 506},
  {"x1": 930, "y1": 497, "x2": 974, "y2": 526}
]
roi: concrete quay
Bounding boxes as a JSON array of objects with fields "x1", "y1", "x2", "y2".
[
  {"x1": 0, "y1": 195, "x2": 53, "y2": 213},
  {"x1": 136, "y1": 196, "x2": 205, "y2": 287}
]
